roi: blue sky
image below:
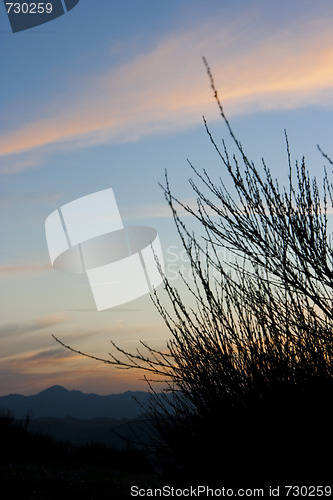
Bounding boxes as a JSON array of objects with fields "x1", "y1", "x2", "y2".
[{"x1": 1, "y1": 0, "x2": 333, "y2": 395}]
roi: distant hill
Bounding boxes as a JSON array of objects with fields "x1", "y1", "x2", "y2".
[{"x1": 0, "y1": 385, "x2": 151, "y2": 420}]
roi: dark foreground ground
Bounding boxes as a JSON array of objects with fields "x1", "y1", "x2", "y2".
[
  {"x1": 1, "y1": 406, "x2": 332, "y2": 498},
  {"x1": 0, "y1": 412, "x2": 160, "y2": 500},
  {"x1": 0, "y1": 462, "x2": 158, "y2": 500}
]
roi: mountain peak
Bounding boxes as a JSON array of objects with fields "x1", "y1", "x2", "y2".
[{"x1": 40, "y1": 385, "x2": 68, "y2": 394}]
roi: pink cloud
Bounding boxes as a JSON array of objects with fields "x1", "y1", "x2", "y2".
[{"x1": 1, "y1": 12, "x2": 333, "y2": 171}]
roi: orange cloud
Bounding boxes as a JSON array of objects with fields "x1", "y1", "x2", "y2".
[
  {"x1": 1, "y1": 12, "x2": 333, "y2": 172},
  {"x1": 0, "y1": 337, "x2": 167, "y2": 396},
  {"x1": 0, "y1": 356, "x2": 152, "y2": 396},
  {"x1": 0, "y1": 263, "x2": 51, "y2": 276},
  {"x1": 0, "y1": 314, "x2": 69, "y2": 339}
]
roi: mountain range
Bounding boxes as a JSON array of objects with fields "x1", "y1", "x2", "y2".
[{"x1": 0, "y1": 385, "x2": 151, "y2": 420}]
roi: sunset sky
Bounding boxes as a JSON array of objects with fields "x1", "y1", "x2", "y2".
[{"x1": 1, "y1": 0, "x2": 333, "y2": 396}]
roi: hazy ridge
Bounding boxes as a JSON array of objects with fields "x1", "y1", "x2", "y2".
[
  {"x1": 0, "y1": 385, "x2": 150, "y2": 419},
  {"x1": 0, "y1": 385, "x2": 154, "y2": 448}
]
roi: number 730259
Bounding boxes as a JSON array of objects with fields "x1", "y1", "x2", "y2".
[
  {"x1": 285, "y1": 485, "x2": 331, "y2": 497},
  {"x1": 5, "y1": 3, "x2": 53, "y2": 14}
]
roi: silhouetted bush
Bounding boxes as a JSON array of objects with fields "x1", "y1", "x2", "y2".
[
  {"x1": 55, "y1": 61, "x2": 333, "y2": 486},
  {"x1": 146, "y1": 63, "x2": 333, "y2": 485}
]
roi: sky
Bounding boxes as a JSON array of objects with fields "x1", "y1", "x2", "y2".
[{"x1": 1, "y1": 0, "x2": 333, "y2": 396}]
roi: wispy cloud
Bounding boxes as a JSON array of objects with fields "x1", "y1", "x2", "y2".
[
  {"x1": 122, "y1": 193, "x2": 333, "y2": 222},
  {"x1": 24, "y1": 347, "x2": 74, "y2": 362},
  {"x1": 0, "y1": 314, "x2": 69, "y2": 339},
  {"x1": 0, "y1": 150, "x2": 45, "y2": 174},
  {"x1": 1, "y1": 9, "x2": 333, "y2": 172},
  {"x1": 0, "y1": 191, "x2": 63, "y2": 209},
  {"x1": 122, "y1": 197, "x2": 197, "y2": 219},
  {"x1": 0, "y1": 263, "x2": 51, "y2": 276},
  {"x1": 0, "y1": 314, "x2": 170, "y2": 395},
  {"x1": 0, "y1": 359, "x2": 149, "y2": 396}
]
